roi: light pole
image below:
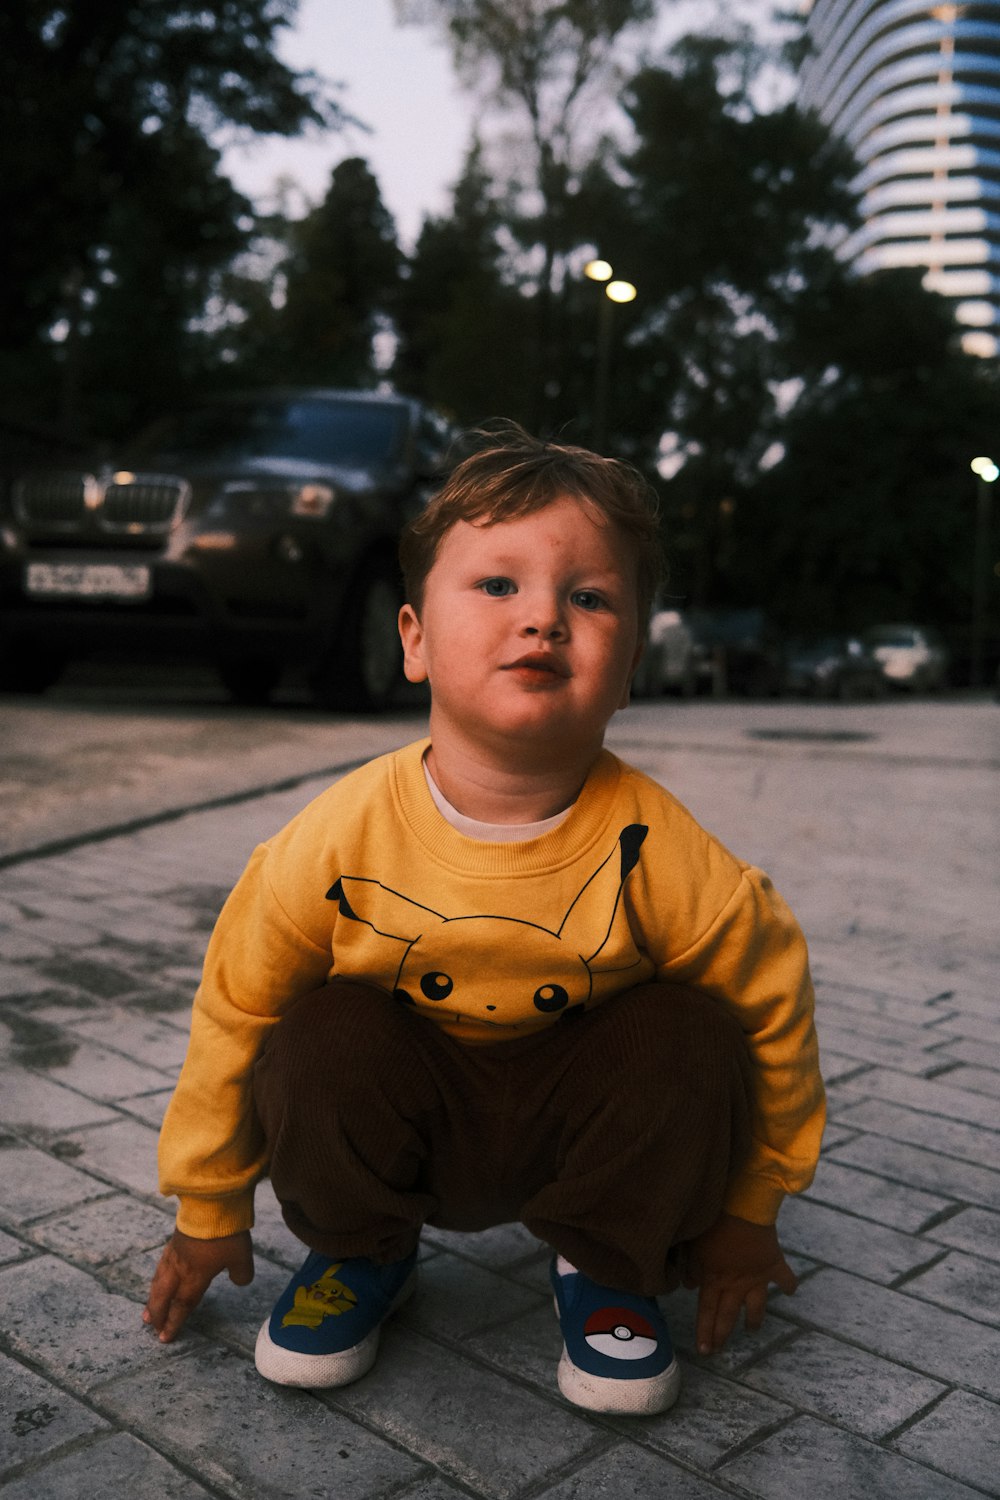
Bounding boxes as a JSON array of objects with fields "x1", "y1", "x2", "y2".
[
  {"x1": 970, "y1": 455, "x2": 998, "y2": 688},
  {"x1": 584, "y1": 259, "x2": 636, "y2": 452}
]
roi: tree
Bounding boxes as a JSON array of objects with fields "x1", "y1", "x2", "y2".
[
  {"x1": 393, "y1": 143, "x2": 534, "y2": 423},
  {"x1": 393, "y1": 0, "x2": 655, "y2": 426},
  {"x1": 0, "y1": 1, "x2": 344, "y2": 438},
  {"x1": 742, "y1": 268, "x2": 999, "y2": 662},
  {"x1": 602, "y1": 26, "x2": 994, "y2": 654},
  {"x1": 271, "y1": 158, "x2": 402, "y2": 387}
]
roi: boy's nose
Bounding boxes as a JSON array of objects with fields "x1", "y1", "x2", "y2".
[{"x1": 522, "y1": 596, "x2": 568, "y2": 640}]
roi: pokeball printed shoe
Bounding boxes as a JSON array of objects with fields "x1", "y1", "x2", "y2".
[
  {"x1": 550, "y1": 1258, "x2": 681, "y2": 1415},
  {"x1": 255, "y1": 1249, "x2": 417, "y2": 1388}
]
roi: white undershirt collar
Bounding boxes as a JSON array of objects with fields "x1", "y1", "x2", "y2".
[{"x1": 422, "y1": 755, "x2": 572, "y2": 842}]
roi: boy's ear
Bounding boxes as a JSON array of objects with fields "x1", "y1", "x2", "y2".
[{"x1": 398, "y1": 603, "x2": 429, "y2": 684}]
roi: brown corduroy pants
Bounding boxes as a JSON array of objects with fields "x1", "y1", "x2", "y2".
[{"x1": 252, "y1": 979, "x2": 753, "y2": 1296}]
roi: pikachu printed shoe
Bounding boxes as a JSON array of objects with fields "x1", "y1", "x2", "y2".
[
  {"x1": 551, "y1": 1258, "x2": 681, "y2": 1415},
  {"x1": 255, "y1": 1249, "x2": 418, "y2": 1388}
]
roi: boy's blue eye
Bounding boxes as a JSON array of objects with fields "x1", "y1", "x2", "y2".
[
  {"x1": 572, "y1": 590, "x2": 605, "y2": 611},
  {"x1": 480, "y1": 577, "x2": 515, "y2": 596}
]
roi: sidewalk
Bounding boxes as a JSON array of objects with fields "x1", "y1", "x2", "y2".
[{"x1": 1, "y1": 701, "x2": 998, "y2": 1499}]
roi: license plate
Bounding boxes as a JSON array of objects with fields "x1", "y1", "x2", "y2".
[{"x1": 25, "y1": 562, "x2": 152, "y2": 600}]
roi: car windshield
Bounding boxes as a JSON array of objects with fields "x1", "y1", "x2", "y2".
[
  {"x1": 132, "y1": 398, "x2": 407, "y2": 468},
  {"x1": 866, "y1": 628, "x2": 916, "y2": 648},
  {"x1": 790, "y1": 637, "x2": 840, "y2": 654}
]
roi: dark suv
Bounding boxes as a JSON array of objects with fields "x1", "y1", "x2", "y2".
[{"x1": 0, "y1": 389, "x2": 454, "y2": 708}]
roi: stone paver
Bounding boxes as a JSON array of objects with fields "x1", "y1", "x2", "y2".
[
  {"x1": 738, "y1": 1329, "x2": 945, "y2": 1439},
  {"x1": 894, "y1": 1390, "x2": 1000, "y2": 1495},
  {"x1": 718, "y1": 1414, "x2": 989, "y2": 1499},
  {"x1": 0, "y1": 1432, "x2": 216, "y2": 1499},
  {"x1": 0, "y1": 1350, "x2": 109, "y2": 1473},
  {"x1": 902, "y1": 1249, "x2": 1000, "y2": 1327},
  {"x1": 1, "y1": 698, "x2": 997, "y2": 1499},
  {"x1": 98, "y1": 1345, "x2": 424, "y2": 1500},
  {"x1": 0, "y1": 1254, "x2": 193, "y2": 1394}
]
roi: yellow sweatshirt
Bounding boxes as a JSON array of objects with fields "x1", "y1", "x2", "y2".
[{"x1": 159, "y1": 739, "x2": 825, "y2": 1239}]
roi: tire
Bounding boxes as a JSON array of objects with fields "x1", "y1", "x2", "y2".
[
  {"x1": 311, "y1": 560, "x2": 403, "y2": 712},
  {"x1": 672, "y1": 656, "x2": 697, "y2": 698},
  {"x1": 0, "y1": 642, "x2": 66, "y2": 693},
  {"x1": 217, "y1": 656, "x2": 282, "y2": 706}
]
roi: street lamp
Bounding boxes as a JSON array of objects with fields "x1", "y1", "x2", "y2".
[
  {"x1": 970, "y1": 455, "x2": 998, "y2": 688},
  {"x1": 584, "y1": 259, "x2": 637, "y2": 452}
]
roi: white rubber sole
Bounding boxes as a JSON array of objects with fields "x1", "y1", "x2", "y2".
[
  {"x1": 552, "y1": 1292, "x2": 681, "y2": 1415},
  {"x1": 254, "y1": 1268, "x2": 417, "y2": 1389},
  {"x1": 556, "y1": 1345, "x2": 681, "y2": 1415}
]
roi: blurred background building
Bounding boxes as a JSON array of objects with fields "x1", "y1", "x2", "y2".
[{"x1": 800, "y1": 0, "x2": 1000, "y2": 357}]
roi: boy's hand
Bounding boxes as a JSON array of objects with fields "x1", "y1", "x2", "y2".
[
  {"x1": 144, "y1": 1228, "x2": 254, "y2": 1343},
  {"x1": 683, "y1": 1213, "x2": 797, "y2": 1356}
]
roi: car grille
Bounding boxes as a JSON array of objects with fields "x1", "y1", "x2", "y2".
[
  {"x1": 13, "y1": 473, "x2": 86, "y2": 527},
  {"x1": 14, "y1": 472, "x2": 191, "y2": 535}
]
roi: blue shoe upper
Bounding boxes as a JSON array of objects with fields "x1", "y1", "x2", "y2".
[
  {"x1": 267, "y1": 1250, "x2": 417, "y2": 1356},
  {"x1": 550, "y1": 1260, "x2": 674, "y2": 1381}
]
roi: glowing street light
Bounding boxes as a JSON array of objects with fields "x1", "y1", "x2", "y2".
[
  {"x1": 584, "y1": 259, "x2": 637, "y2": 451},
  {"x1": 584, "y1": 259, "x2": 613, "y2": 283},
  {"x1": 606, "y1": 279, "x2": 637, "y2": 304}
]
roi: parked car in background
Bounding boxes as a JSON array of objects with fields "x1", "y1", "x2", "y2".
[
  {"x1": 862, "y1": 624, "x2": 950, "y2": 692},
  {"x1": 0, "y1": 389, "x2": 454, "y2": 708},
  {"x1": 687, "y1": 608, "x2": 785, "y2": 697},
  {"x1": 783, "y1": 634, "x2": 886, "y2": 700},
  {"x1": 631, "y1": 604, "x2": 696, "y2": 698}
]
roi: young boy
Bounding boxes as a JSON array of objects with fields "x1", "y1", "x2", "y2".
[{"x1": 145, "y1": 424, "x2": 824, "y2": 1417}]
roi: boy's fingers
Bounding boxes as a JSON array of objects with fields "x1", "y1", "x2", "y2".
[
  {"x1": 157, "y1": 1290, "x2": 200, "y2": 1343},
  {"x1": 709, "y1": 1289, "x2": 744, "y2": 1353},
  {"x1": 696, "y1": 1282, "x2": 741, "y2": 1354},
  {"x1": 144, "y1": 1260, "x2": 179, "y2": 1331},
  {"x1": 774, "y1": 1259, "x2": 798, "y2": 1297},
  {"x1": 228, "y1": 1255, "x2": 254, "y2": 1287},
  {"x1": 694, "y1": 1283, "x2": 717, "y2": 1354},
  {"x1": 145, "y1": 1233, "x2": 253, "y2": 1343},
  {"x1": 743, "y1": 1284, "x2": 769, "y2": 1332}
]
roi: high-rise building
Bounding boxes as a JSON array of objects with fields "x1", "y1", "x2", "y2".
[{"x1": 800, "y1": 1, "x2": 1000, "y2": 356}]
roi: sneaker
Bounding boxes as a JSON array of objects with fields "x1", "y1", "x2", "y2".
[
  {"x1": 255, "y1": 1249, "x2": 417, "y2": 1388},
  {"x1": 550, "y1": 1258, "x2": 681, "y2": 1415}
]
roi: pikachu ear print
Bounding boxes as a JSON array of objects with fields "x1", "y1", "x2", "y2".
[
  {"x1": 617, "y1": 823, "x2": 647, "y2": 882},
  {"x1": 326, "y1": 875, "x2": 445, "y2": 943},
  {"x1": 327, "y1": 877, "x2": 359, "y2": 919},
  {"x1": 557, "y1": 822, "x2": 647, "y2": 965}
]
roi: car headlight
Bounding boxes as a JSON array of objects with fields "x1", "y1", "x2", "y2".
[
  {"x1": 290, "y1": 483, "x2": 337, "y2": 518},
  {"x1": 220, "y1": 481, "x2": 338, "y2": 519}
]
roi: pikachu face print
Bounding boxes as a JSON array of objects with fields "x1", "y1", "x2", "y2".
[{"x1": 326, "y1": 824, "x2": 648, "y2": 1032}]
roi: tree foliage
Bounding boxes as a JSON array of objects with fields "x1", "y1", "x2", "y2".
[
  {"x1": 393, "y1": 143, "x2": 536, "y2": 425},
  {"x1": 0, "y1": 0, "x2": 344, "y2": 436},
  {"x1": 275, "y1": 157, "x2": 402, "y2": 387},
  {"x1": 594, "y1": 29, "x2": 995, "y2": 651},
  {"x1": 394, "y1": 0, "x2": 656, "y2": 426}
]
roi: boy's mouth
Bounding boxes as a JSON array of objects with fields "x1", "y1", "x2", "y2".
[{"x1": 503, "y1": 653, "x2": 570, "y2": 678}]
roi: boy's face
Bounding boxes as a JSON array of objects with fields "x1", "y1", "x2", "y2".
[{"x1": 398, "y1": 494, "x2": 643, "y2": 759}]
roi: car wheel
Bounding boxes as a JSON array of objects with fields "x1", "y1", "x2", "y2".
[
  {"x1": 312, "y1": 560, "x2": 403, "y2": 712},
  {"x1": 217, "y1": 656, "x2": 282, "y2": 706},
  {"x1": 0, "y1": 644, "x2": 66, "y2": 693},
  {"x1": 745, "y1": 660, "x2": 775, "y2": 698}
]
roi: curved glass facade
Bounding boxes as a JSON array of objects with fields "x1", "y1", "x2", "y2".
[{"x1": 801, "y1": 0, "x2": 1000, "y2": 355}]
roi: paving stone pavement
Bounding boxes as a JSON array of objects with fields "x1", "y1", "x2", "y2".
[{"x1": 1, "y1": 699, "x2": 998, "y2": 1499}]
